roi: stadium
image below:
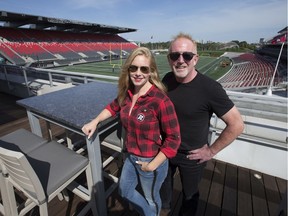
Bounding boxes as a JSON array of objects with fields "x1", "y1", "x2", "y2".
[{"x1": 0, "y1": 11, "x2": 287, "y2": 216}]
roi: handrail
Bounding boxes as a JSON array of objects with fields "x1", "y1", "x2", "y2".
[
  {"x1": 0, "y1": 64, "x2": 287, "y2": 122},
  {"x1": 0, "y1": 64, "x2": 118, "y2": 87},
  {"x1": 1, "y1": 63, "x2": 286, "y2": 179}
]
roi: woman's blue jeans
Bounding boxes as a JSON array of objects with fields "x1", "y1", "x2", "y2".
[{"x1": 119, "y1": 153, "x2": 168, "y2": 216}]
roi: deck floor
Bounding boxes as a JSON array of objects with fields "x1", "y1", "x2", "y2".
[{"x1": 0, "y1": 92, "x2": 287, "y2": 216}]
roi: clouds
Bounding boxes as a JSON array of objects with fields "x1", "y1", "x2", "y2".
[
  {"x1": 123, "y1": 0, "x2": 286, "y2": 43},
  {"x1": 68, "y1": 0, "x2": 131, "y2": 9}
]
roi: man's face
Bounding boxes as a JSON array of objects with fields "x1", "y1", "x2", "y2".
[{"x1": 167, "y1": 38, "x2": 198, "y2": 82}]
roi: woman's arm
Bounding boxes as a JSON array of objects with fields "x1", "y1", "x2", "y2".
[
  {"x1": 159, "y1": 98, "x2": 181, "y2": 158},
  {"x1": 82, "y1": 109, "x2": 112, "y2": 139}
]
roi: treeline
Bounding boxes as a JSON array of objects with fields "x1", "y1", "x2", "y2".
[{"x1": 140, "y1": 40, "x2": 257, "y2": 54}]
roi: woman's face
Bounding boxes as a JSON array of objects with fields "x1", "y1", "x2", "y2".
[{"x1": 128, "y1": 55, "x2": 151, "y2": 90}]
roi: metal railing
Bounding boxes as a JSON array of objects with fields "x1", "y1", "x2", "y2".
[
  {"x1": 0, "y1": 63, "x2": 287, "y2": 179},
  {"x1": 0, "y1": 64, "x2": 118, "y2": 97}
]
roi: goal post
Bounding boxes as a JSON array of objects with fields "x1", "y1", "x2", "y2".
[{"x1": 109, "y1": 42, "x2": 124, "y2": 70}]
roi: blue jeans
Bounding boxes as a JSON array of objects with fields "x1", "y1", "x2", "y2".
[{"x1": 119, "y1": 153, "x2": 168, "y2": 216}]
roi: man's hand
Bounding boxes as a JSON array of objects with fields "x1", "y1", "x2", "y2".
[{"x1": 186, "y1": 144, "x2": 215, "y2": 163}]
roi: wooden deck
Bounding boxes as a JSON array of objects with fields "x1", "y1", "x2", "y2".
[{"x1": 0, "y1": 92, "x2": 287, "y2": 216}]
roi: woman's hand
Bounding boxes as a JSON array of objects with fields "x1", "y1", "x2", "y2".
[
  {"x1": 81, "y1": 120, "x2": 98, "y2": 139},
  {"x1": 82, "y1": 109, "x2": 113, "y2": 139},
  {"x1": 136, "y1": 161, "x2": 155, "y2": 172},
  {"x1": 136, "y1": 151, "x2": 167, "y2": 172}
]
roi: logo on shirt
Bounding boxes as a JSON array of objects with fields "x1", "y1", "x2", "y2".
[{"x1": 137, "y1": 113, "x2": 145, "y2": 122}]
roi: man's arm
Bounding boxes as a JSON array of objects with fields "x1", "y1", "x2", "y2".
[{"x1": 187, "y1": 106, "x2": 244, "y2": 163}]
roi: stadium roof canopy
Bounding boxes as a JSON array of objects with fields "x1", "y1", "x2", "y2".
[
  {"x1": 0, "y1": 10, "x2": 137, "y2": 34},
  {"x1": 278, "y1": 26, "x2": 288, "y2": 34}
]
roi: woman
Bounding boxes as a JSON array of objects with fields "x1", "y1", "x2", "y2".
[{"x1": 82, "y1": 47, "x2": 181, "y2": 216}]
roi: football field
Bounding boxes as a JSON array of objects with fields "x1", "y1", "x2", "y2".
[{"x1": 58, "y1": 54, "x2": 228, "y2": 80}]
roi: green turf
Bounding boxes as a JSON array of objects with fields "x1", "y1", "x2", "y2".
[{"x1": 57, "y1": 54, "x2": 230, "y2": 80}]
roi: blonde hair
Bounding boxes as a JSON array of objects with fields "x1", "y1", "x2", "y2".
[
  {"x1": 117, "y1": 47, "x2": 166, "y2": 106},
  {"x1": 169, "y1": 32, "x2": 198, "y2": 53}
]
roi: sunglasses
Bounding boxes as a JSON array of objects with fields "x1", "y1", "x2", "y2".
[
  {"x1": 168, "y1": 52, "x2": 195, "y2": 61},
  {"x1": 128, "y1": 65, "x2": 150, "y2": 73}
]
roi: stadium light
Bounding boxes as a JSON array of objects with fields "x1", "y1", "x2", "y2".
[{"x1": 266, "y1": 42, "x2": 285, "y2": 96}]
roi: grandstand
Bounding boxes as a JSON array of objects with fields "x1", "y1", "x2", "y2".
[
  {"x1": 0, "y1": 11, "x2": 138, "y2": 68},
  {"x1": 0, "y1": 10, "x2": 286, "y2": 97},
  {"x1": 219, "y1": 53, "x2": 277, "y2": 90},
  {"x1": 266, "y1": 26, "x2": 287, "y2": 45},
  {"x1": 218, "y1": 27, "x2": 287, "y2": 94}
]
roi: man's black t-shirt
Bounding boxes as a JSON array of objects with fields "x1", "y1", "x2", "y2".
[{"x1": 162, "y1": 71, "x2": 234, "y2": 151}]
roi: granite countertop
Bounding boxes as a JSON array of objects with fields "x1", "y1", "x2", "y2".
[{"x1": 17, "y1": 81, "x2": 118, "y2": 130}]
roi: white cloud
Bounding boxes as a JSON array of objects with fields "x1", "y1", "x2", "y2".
[
  {"x1": 127, "y1": 0, "x2": 286, "y2": 43},
  {"x1": 68, "y1": 0, "x2": 131, "y2": 9}
]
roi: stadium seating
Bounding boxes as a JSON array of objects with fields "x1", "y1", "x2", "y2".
[
  {"x1": 0, "y1": 27, "x2": 138, "y2": 66},
  {"x1": 0, "y1": 42, "x2": 26, "y2": 64},
  {"x1": 218, "y1": 53, "x2": 277, "y2": 89}
]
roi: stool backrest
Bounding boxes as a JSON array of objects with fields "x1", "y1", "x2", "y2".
[{"x1": 0, "y1": 147, "x2": 46, "y2": 204}]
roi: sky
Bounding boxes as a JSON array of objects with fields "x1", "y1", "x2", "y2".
[{"x1": 1, "y1": 0, "x2": 287, "y2": 44}]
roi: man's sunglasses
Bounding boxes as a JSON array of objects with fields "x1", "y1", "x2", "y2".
[
  {"x1": 168, "y1": 52, "x2": 195, "y2": 61},
  {"x1": 128, "y1": 65, "x2": 150, "y2": 73}
]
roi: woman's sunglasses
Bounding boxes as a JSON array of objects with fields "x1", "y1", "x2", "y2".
[
  {"x1": 128, "y1": 65, "x2": 150, "y2": 73},
  {"x1": 168, "y1": 52, "x2": 195, "y2": 61}
]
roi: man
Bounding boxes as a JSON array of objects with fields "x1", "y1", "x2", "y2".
[{"x1": 160, "y1": 33, "x2": 244, "y2": 216}]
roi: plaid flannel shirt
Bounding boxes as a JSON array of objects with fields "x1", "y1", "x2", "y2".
[{"x1": 106, "y1": 85, "x2": 181, "y2": 158}]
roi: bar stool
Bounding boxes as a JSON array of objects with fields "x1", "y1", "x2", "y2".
[
  {"x1": 0, "y1": 129, "x2": 97, "y2": 216},
  {"x1": 0, "y1": 128, "x2": 48, "y2": 153},
  {"x1": 0, "y1": 129, "x2": 48, "y2": 215}
]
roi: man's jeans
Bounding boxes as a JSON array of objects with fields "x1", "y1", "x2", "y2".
[
  {"x1": 160, "y1": 152, "x2": 206, "y2": 216},
  {"x1": 119, "y1": 153, "x2": 168, "y2": 216}
]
